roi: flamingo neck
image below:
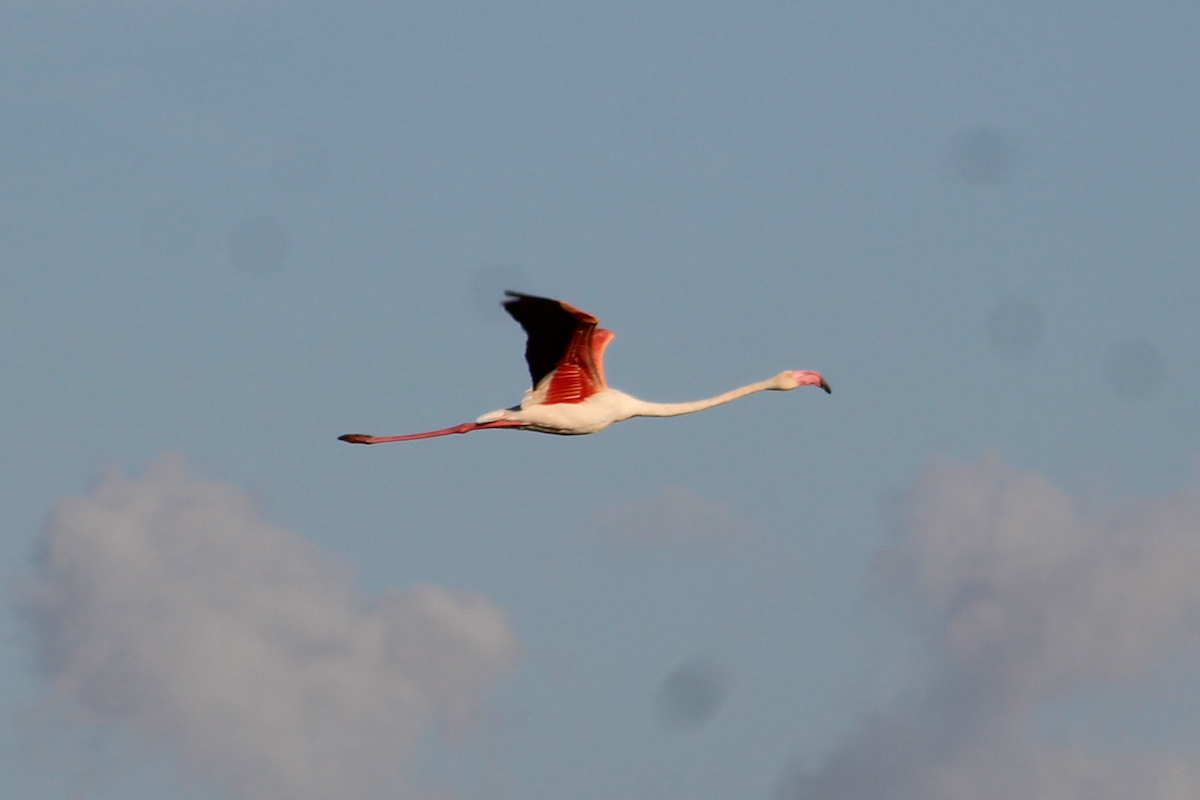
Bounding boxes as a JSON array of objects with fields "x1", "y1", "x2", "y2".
[{"x1": 626, "y1": 379, "x2": 777, "y2": 418}]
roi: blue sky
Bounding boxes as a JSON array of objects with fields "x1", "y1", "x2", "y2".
[{"x1": 2, "y1": 2, "x2": 1199, "y2": 799}]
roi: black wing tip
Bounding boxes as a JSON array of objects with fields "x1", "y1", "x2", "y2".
[
  {"x1": 501, "y1": 290, "x2": 535, "y2": 310},
  {"x1": 502, "y1": 291, "x2": 566, "y2": 317},
  {"x1": 504, "y1": 290, "x2": 570, "y2": 303}
]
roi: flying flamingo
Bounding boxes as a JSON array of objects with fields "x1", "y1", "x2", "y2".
[{"x1": 339, "y1": 292, "x2": 830, "y2": 444}]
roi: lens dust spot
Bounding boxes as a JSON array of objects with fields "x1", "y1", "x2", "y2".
[
  {"x1": 1105, "y1": 340, "x2": 1166, "y2": 400},
  {"x1": 229, "y1": 216, "x2": 289, "y2": 274},
  {"x1": 271, "y1": 136, "x2": 330, "y2": 194},
  {"x1": 986, "y1": 298, "x2": 1044, "y2": 358},
  {"x1": 951, "y1": 127, "x2": 1015, "y2": 186},
  {"x1": 469, "y1": 264, "x2": 530, "y2": 323},
  {"x1": 655, "y1": 658, "x2": 730, "y2": 731}
]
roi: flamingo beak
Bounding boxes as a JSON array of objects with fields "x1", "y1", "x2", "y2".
[{"x1": 820, "y1": 377, "x2": 831, "y2": 394}]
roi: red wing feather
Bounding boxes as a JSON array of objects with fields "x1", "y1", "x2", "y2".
[
  {"x1": 591, "y1": 328, "x2": 614, "y2": 387},
  {"x1": 543, "y1": 363, "x2": 593, "y2": 405},
  {"x1": 504, "y1": 292, "x2": 613, "y2": 405},
  {"x1": 541, "y1": 324, "x2": 612, "y2": 405}
]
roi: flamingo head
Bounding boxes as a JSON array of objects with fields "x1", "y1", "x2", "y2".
[{"x1": 777, "y1": 370, "x2": 832, "y2": 393}]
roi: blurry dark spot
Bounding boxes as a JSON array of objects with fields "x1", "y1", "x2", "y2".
[
  {"x1": 1105, "y1": 340, "x2": 1166, "y2": 400},
  {"x1": 655, "y1": 658, "x2": 729, "y2": 730},
  {"x1": 229, "y1": 216, "x2": 289, "y2": 274},
  {"x1": 141, "y1": 201, "x2": 198, "y2": 261},
  {"x1": 986, "y1": 298, "x2": 1043, "y2": 358},
  {"x1": 469, "y1": 264, "x2": 530, "y2": 322},
  {"x1": 271, "y1": 137, "x2": 330, "y2": 194},
  {"x1": 951, "y1": 127, "x2": 1015, "y2": 186}
]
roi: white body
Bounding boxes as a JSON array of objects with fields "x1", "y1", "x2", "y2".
[
  {"x1": 477, "y1": 371, "x2": 813, "y2": 436},
  {"x1": 338, "y1": 291, "x2": 830, "y2": 445}
]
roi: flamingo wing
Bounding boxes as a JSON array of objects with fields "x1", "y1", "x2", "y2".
[{"x1": 502, "y1": 291, "x2": 613, "y2": 404}]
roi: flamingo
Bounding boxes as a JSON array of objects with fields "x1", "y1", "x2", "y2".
[{"x1": 339, "y1": 292, "x2": 830, "y2": 444}]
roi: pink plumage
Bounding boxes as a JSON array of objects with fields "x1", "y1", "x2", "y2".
[{"x1": 339, "y1": 292, "x2": 829, "y2": 445}]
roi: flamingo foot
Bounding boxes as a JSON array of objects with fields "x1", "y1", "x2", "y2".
[{"x1": 338, "y1": 419, "x2": 528, "y2": 445}]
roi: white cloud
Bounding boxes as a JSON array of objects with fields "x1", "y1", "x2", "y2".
[
  {"x1": 18, "y1": 455, "x2": 518, "y2": 800},
  {"x1": 783, "y1": 454, "x2": 1200, "y2": 800},
  {"x1": 590, "y1": 486, "x2": 752, "y2": 547}
]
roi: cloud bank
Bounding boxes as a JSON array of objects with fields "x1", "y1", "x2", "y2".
[
  {"x1": 590, "y1": 486, "x2": 752, "y2": 547},
  {"x1": 784, "y1": 454, "x2": 1200, "y2": 800},
  {"x1": 18, "y1": 456, "x2": 518, "y2": 800}
]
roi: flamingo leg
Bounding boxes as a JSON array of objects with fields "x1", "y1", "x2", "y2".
[{"x1": 338, "y1": 419, "x2": 526, "y2": 444}]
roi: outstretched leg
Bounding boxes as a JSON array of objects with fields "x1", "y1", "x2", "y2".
[{"x1": 338, "y1": 419, "x2": 526, "y2": 444}]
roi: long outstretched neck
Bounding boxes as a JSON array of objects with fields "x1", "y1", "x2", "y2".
[{"x1": 629, "y1": 379, "x2": 780, "y2": 418}]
